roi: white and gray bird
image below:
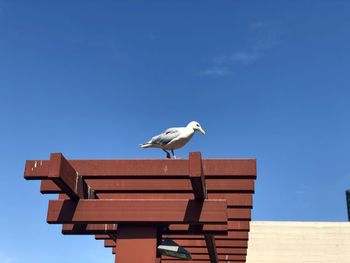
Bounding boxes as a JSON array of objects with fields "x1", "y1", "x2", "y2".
[{"x1": 140, "y1": 121, "x2": 206, "y2": 159}]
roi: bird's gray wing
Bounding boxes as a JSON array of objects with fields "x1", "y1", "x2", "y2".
[{"x1": 150, "y1": 128, "x2": 182, "y2": 146}]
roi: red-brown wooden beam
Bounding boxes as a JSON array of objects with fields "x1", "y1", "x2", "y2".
[
  {"x1": 103, "y1": 241, "x2": 248, "y2": 254},
  {"x1": 164, "y1": 255, "x2": 247, "y2": 261},
  {"x1": 112, "y1": 258, "x2": 246, "y2": 263},
  {"x1": 189, "y1": 152, "x2": 207, "y2": 200},
  {"x1": 104, "y1": 239, "x2": 116, "y2": 247},
  {"x1": 48, "y1": 153, "x2": 83, "y2": 200},
  {"x1": 162, "y1": 261, "x2": 245, "y2": 263},
  {"x1": 95, "y1": 234, "x2": 112, "y2": 240},
  {"x1": 84, "y1": 178, "x2": 254, "y2": 192},
  {"x1": 40, "y1": 183, "x2": 253, "y2": 208},
  {"x1": 25, "y1": 156, "x2": 256, "y2": 180},
  {"x1": 24, "y1": 160, "x2": 47, "y2": 180},
  {"x1": 40, "y1": 178, "x2": 254, "y2": 193},
  {"x1": 47, "y1": 199, "x2": 227, "y2": 224},
  {"x1": 166, "y1": 219, "x2": 251, "y2": 236},
  {"x1": 228, "y1": 221, "x2": 250, "y2": 231},
  {"x1": 186, "y1": 247, "x2": 247, "y2": 255},
  {"x1": 36, "y1": 153, "x2": 97, "y2": 200},
  {"x1": 110, "y1": 247, "x2": 247, "y2": 257},
  {"x1": 228, "y1": 208, "x2": 251, "y2": 220},
  {"x1": 46, "y1": 193, "x2": 252, "y2": 223},
  {"x1": 97, "y1": 238, "x2": 250, "y2": 255},
  {"x1": 105, "y1": 237, "x2": 247, "y2": 251},
  {"x1": 103, "y1": 240, "x2": 248, "y2": 254},
  {"x1": 163, "y1": 231, "x2": 249, "y2": 240},
  {"x1": 95, "y1": 193, "x2": 253, "y2": 207},
  {"x1": 175, "y1": 239, "x2": 248, "y2": 248},
  {"x1": 61, "y1": 220, "x2": 248, "y2": 235},
  {"x1": 41, "y1": 180, "x2": 61, "y2": 194},
  {"x1": 162, "y1": 254, "x2": 246, "y2": 261},
  {"x1": 167, "y1": 223, "x2": 227, "y2": 233},
  {"x1": 62, "y1": 223, "x2": 118, "y2": 235},
  {"x1": 61, "y1": 223, "x2": 229, "y2": 235}
]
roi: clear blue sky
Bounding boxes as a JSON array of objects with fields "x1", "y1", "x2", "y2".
[{"x1": 1, "y1": 1, "x2": 350, "y2": 262}]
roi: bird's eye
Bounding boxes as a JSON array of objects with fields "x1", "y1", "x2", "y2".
[{"x1": 197, "y1": 124, "x2": 200, "y2": 127}]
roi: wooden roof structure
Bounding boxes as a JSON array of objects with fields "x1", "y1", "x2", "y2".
[{"x1": 24, "y1": 152, "x2": 257, "y2": 263}]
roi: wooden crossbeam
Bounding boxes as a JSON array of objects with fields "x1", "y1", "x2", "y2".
[
  {"x1": 96, "y1": 193, "x2": 253, "y2": 207},
  {"x1": 55, "y1": 206, "x2": 250, "y2": 224},
  {"x1": 62, "y1": 223, "x2": 229, "y2": 235},
  {"x1": 174, "y1": 239, "x2": 248, "y2": 248},
  {"x1": 62, "y1": 221, "x2": 249, "y2": 236},
  {"x1": 95, "y1": 234, "x2": 112, "y2": 240},
  {"x1": 62, "y1": 223, "x2": 118, "y2": 235},
  {"x1": 47, "y1": 199, "x2": 227, "y2": 224},
  {"x1": 40, "y1": 178, "x2": 254, "y2": 193},
  {"x1": 163, "y1": 262, "x2": 246, "y2": 263},
  {"x1": 110, "y1": 247, "x2": 247, "y2": 257},
  {"x1": 163, "y1": 231, "x2": 249, "y2": 240},
  {"x1": 185, "y1": 247, "x2": 247, "y2": 255},
  {"x1": 169, "y1": 220, "x2": 249, "y2": 232},
  {"x1": 167, "y1": 223, "x2": 228, "y2": 232},
  {"x1": 36, "y1": 153, "x2": 97, "y2": 199},
  {"x1": 104, "y1": 239, "x2": 116, "y2": 247},
  {"x1": 85, "y1": 178, "x2": 254, "y2": 192},
  {"x1": 25, "y1": 158, "x2": 256, "y2": 179},
  {"x1": 228, "y1": 221, "x2": 250, "y2": 231},
  {"x1": 48, "y1": 153, "x2": 83, "y2": 200},
  {"x1": 110, "y1": 245, "x2": 247, "y2": 258},
  {"x1": 228, "y1": 208, "x2": 251, "y2": 220},
  {"x1": 162, "y1": 254, "x2": 246, "y2": 261},
  {"x1": 41, "y1": 180, "x2": 61, "y2": 194},
  {"x1": 103, "y1": 237, "x2": 247, "y2": 252},
  {"x1": 100, "y1": 236, "x2": 249, "y2": 250},
  {"x1": 40, "y1": 179, "x2": 254, "y2": 197},
  {"x1": 189, "y1": 152, "x2": 207, "y2": 200}
]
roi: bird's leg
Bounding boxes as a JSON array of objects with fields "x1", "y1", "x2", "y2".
[
  {"x1": 171, "y1": 149, "x2": 176, "y2": 159},
  {"x1": 163, "y1": 149, "x2": 171, "y2": 159}
]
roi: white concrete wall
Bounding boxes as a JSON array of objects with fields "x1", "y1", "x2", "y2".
[{"x1": 246, "y1": 221, "x2": 350, "y2": 263}]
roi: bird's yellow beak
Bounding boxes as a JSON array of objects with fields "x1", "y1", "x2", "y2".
[{"x1": 199, "y1": 127, "x2": 206, "y2": 135}]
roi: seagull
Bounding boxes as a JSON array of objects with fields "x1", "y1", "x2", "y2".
[{"x1": 140, "y1": 121, "x2": 206, "y2": 159}]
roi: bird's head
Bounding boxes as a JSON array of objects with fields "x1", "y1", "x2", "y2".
[{"x1": 187, "y1": 121, "x2": 206, "y2": 135}]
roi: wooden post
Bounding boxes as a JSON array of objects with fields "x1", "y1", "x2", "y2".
[
  {"x1": 115, "y1": 225, "x2": 157, "y2": 263},
  {"x1": 189, "y1": 152, "x2": 207, "y2": 200}
]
